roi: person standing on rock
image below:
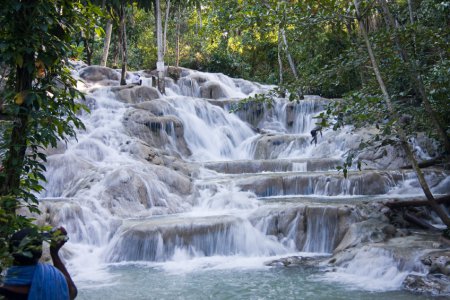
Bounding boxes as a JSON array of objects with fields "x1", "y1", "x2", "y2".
[
  {"x1": 310, "y1": 126, "x2": 322, "y2": 145},
  {"x1": 0, "y1": 227, "x2": 77, "y2": 300}
]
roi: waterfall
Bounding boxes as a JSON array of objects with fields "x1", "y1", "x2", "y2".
[{"x1": 36, "y1": 65, "x2": 449, "y2": 296}]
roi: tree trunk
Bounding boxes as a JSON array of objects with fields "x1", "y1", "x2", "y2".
[
  {"x1": 100, "y1": 19, "x2": 113, "y2": 67},
  {"x1": 0, "y1": 53, "x2": 33, "y2": 210},
  {"x1": 407, "y1": 0, "x2": 415, "y2": 24},
  {"x1": 277, "y1": 28, "x2": 283, "y2": 86},
  {"x1": 280, "y1": 29, "x2": 297, "y2": 79},
  {"x1": 119, "y1": 2, "x2": 127, "y2": 86},
  {"x1": 280, "y1": 28, "x2": 303, "y2": 99},
  {"x1": 175, "y1": 4, "x2": 180, "y2": 68},
  {"x1": 385, "y1": 195, "x2": 450, "y2": 209},
  {"x1": 156, "y1": 0, "x2": 165, "y2": 93},
  {"x1": 279, "y1": 2, "x2": 303, "y2": 100},
  {"x1": 163, "y1": 0, "x2": 171, "y2": 55},
  {"x1": 378, "y1": 0, "x2": 450, "y2": 155},
  {"x1": 83, "y1": 34, "x2": 92, "y2": 65},
  {"x1": 404, "y1": 212, "x2": 440, "y2": 231},
  {"x1": 113, "y1": 33, "x2": 120, "y2": 69},
  {"x1": 353, "y1": 0, "x2": 450, "y2": 228},
  {"x1": 345, "y1": 20, "x2": 365, "y2": 86},
  {"x1": 197, "y1": 4, "x2": 202, "y2": 29}
]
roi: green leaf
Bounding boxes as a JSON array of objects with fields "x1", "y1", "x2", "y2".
[
  {"x1": 94, "y1": 27, "x2": 105, "y2": 37},
  {"x1": 15, "y1": 54, "x2": 23, "y2": 67}
]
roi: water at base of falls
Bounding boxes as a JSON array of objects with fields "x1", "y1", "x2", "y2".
[
  {"x1": 76, "y1": 263, "x2": 426, "y2": 300},
  {"x1": 41, "y1": 64, "x2": 449, "y2": 299}
]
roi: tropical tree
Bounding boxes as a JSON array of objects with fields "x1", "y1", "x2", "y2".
[
  {"x1": 352, "y1": 0, "x2": 450, "y2": 227},
  {"x1": 0, "y1": 0, "x2": 90, "y2": 269}
]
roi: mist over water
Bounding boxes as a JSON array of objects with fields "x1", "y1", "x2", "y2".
[{"x1": 38, "y1": 65, "x2": 448, "y2": 299}]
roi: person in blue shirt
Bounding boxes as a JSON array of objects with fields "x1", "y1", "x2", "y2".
[{"x1": 0, "y1": 227, "x2": 77, "y2": 300}]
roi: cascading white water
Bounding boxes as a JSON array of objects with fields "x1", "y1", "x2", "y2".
[
  {"x1": 319, "y1": 246, "x2": 421, "y2": 291},
  {"x1": 37, "y1": 65, "x2": 449, "y2": 298}
]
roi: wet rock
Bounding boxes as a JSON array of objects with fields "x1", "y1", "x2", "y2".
[
  {"x1": 68, "y1": 60, "x2": 88, "y2": 71},
  {"x1": 403, "y1": 274, "x2": 450, "y2": 297},
  {"x1": 422, "y1": 251, "x2": 450, "y2": 276},
  {"x1": 79, "y1": 65, "x2": 120, "y2": 82},
  {"x1": 202, "y1": 158, "x2": 341, "y2": 174},
  {"x1": 358, "y1": 172, "x2": 393, "y2": 195},
  {"x1": 265, "y1": 256, "x2": 324, "y2": 267},
  {"x1": 200, "y1": 82, "x2": 227, "y2": 99},
  {"x1": 123, "y1": 108, "x2": 191, "y2": 157},
  {"x1": 232, "y1": 100, "x2": 266, "y2": 127},
  {"x1": 40, "y1": 154, "x2": 98, "y2": 198},
  {"x1": 284, "y1": 100, "x2": 326, "y2": 128},
  {"x1": 249, "y1": 205, "x2": 306, "y2": 247},
  {"x1": 200, "y1": 82, "x2": 226, "y2": 99},
  {"x1": 82, "y1": 95, "x2": 97, "y2": 110},
  {"x1": 105, "y1": 216, "x2": 260, "y2": 262},
  {"x1": 249, "y1": 204, "x2": 358, "y2": 253},
  {"x1": 189, "y1": 74, "x2": 208, "y2": 84},
  {"x1": 382, "y1": 224, "x2": 398, "y2": 238},
  {"x1": 357, "y1": 132, "x2": 440, "y2": 170},
  {"x1": 236, "y1": 171, "x2": 402, "y2": 198},
  {"x1": 96, "y1": 79, "x2": 119, "y2": 86},
  {"x1": 113, "y1": 85, "x2": 160, "y2": 104},
  {"x1": 252, "y1": 134, "x2": 309, "y2": 159},
  {"x1": 167, "y1": 66, "x2": 181, "y2": 81},
  {"x1": 133, "y1": 99, "x2": 173, "y2": 116},
  {"x1": 42, "y1": 140, "x2": 68, "y2": 156},
  {"x1": 153, "y1": 163, "x2": 193, "y2": 196},
  {"x1": 127, "y1": 140, "x2": 165, "y2": 165},
  {"x1": 334, "y1": 218, "x2": 391, "y2": 252},
  {"x1": 101, "y1": 166, "x2": 191, "y2": 218}
]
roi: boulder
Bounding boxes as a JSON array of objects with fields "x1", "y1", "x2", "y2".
[
  {"x1": 123, "y1": 108, "x2": 191, "y2": 157},
  {"x1": 133, "y1": 99, "x2": 173, "y2": 116},
  {"x1": 249, "y1": 204, "x2": 357, "y2": 253},
  {"x1": 200, "y1": 82, "x2": 227, "y2": 99},
  {"x1": 233, "y1": 78, "x2": 257, "y2": 95},
  {"x1": 264, "y1": 255, "x2": 325, "y2": 267},
  {"x1": 167, "y1": 66, "x2": 182, "y2": 81},
  {"x1": 113, "y1": 85, "x2": 160, "y2": 104},
  {"x1": 334, "y1": 218, "x2": 393, "y2": 252},
  {"x1": 79, "y1": 66, "x2": 120, "y2": 82},
  {"x1": 105, "y1": 215, "x2": 243, "y2": 262},
  {"x1": 252, "y1": 134, "x2": 309, "y2": 159},
  {"x1": 101, "y1": 168, "x2": 169, "y2": 216},
  {"x1": 422, "y1": 250, "x2": 450, "y2": 276},
  {"x1": 68, "y1": 60, "x2": 88, "y2": 71},
  {"x1": 403, "y1": 274, "x2": 450, "y2": 297}
]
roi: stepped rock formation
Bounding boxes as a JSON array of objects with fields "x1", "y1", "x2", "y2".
[{"x1": 34, "y1": 64, "x2": 450, "y2": 297}]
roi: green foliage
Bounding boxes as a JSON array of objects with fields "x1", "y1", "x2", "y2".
[
  {"x1": 0, "y1": 0, "x2": 88, "y2": 270},
  {"x1": 229, "y1": 91, "x2": 276, "y2": 113},
  {"x1": 336, "y1": 152, "x2": 362, "y2": 179}
]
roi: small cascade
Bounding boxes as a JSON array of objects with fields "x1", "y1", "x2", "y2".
[
  {"x1": 164, "y1": 97, "x2": 255, "y2": 161},
  {"x1": 35, "y1": 64, "x2": 449, "y2": 297},
  {"x1": 320, "y1": 246, "x2": 420, "y2": 291},
  {"x1": 283, "y1": 98, "x2": 328, "y2": 134},
  {"x1": 302, "y1": 207, "x2": 340, "y2": 253},
  {"x1": 106, "y1": 216, "x2": 289, "y2": 262}
]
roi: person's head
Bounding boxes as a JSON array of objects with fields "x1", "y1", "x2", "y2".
[{"x1": 9, "y1": 228, "x2": 43, "y2": 266}]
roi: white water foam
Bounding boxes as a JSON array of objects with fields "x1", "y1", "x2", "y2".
[{"x1": 316, "y1": 247, "x2": 414, "y2": 291}]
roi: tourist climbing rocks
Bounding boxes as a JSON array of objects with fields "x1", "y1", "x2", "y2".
[{"x1": 310, "y1": 126, "x2": 322, "y2": 145}]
